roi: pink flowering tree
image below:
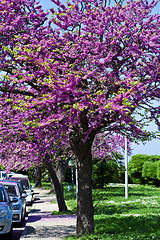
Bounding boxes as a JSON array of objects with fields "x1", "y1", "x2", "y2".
[
  {"x1": 0, "y1": 92, "x2": 131, "y2": 215},
  {"x1": 0, "y1": 93, "x2": 69, "y2": 211},
  {"x1": 92, "y1": 133, "x2": 132, "y2": 159},
  {"x1": 0, "y1": 0, "x2": 160, "y2": 236},
  {"x1": 0, "y1": 0, "x2": 68, "y2": 211}
]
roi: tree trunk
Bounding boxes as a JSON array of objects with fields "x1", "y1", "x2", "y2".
[
  {"x1": 35, "y1": 166, "x2": 42, "y2": 187},
  {"x1": 49, "y1": 160, "x2": 68, "y2": 193},
  {"x1": 44, "y1": 159, "x2": 68, "y2": 212},
  {"x1": 55, "y1": 160, "x2": 68, "y2": 186},
  {"x1": 50, "y1": 179, "x2": 55, "y2": 193},
  {"x1": 70, "y1": 136, "x2": 94, "y2": 236}
]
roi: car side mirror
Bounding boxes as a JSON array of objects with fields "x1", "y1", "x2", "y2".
[
  {"x1": 22, "y1": 193, "x2": 28, "y2": 198},
  {"x1": 9, "y1": 196, "x2": 19, "y2": 203}
]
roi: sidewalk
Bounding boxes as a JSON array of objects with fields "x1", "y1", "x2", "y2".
[{"x1": 20, "y1": 188, "x2": 76, "y2": 240}]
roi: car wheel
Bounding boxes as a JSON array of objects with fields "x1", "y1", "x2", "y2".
[
  {"x1": 23, "y1": 206, "x2": 27, "y2": 219},
  {"x1": 19, "y1": 214, "x2": 25, "y2": 227},
  {"x1": 2, "y1": 225, "x2": 12, "y2": 240}
]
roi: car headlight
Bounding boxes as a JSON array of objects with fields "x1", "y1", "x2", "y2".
[
  {"x1": 0, "y1": 209, "x2": 8, "y2": 218},
  {"x1": 12, "y1": 204, "x2": 21, "y2": 210}
]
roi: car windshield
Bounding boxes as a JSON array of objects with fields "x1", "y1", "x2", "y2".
[
  {"x1": 11, "y1": 178, "x2": 30, "y2": 190},
  {"x1": 21, "y1": 179, "x2": 30, "y2": 190},
  {"x1": 0, "y1": 187, "x2": 7, "y2": 202},
  {"x1": 4, "y1": 185, "x2": 18, "y2": 197}
]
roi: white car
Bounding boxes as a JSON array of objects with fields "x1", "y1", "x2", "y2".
[
  {"x1": 0, "y1": 180, "x2": 27, "y2": 225},
  {"x1": 0, "y1": 184, "x2": 13, "y2": 239},
  {"x1": 8, "y1": 174, "x2": 34, "y2": 206},
  {"x1": 0, "y1": 170, "x2": 14, "y2": 180}
]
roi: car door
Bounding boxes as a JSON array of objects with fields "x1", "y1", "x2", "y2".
[{"x1": 17, "y1": 184, "x2": 26, "y2": 218}]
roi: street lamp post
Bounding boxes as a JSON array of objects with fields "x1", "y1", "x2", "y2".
[
  {"x1": 71, "y1": 165, "x2": 74, "y2": 196},
  {"x1": 68, "y1": 159, "x2": 78, "y2": 200},
  {"x1": 125, "y1": 136, "x2": 128, "y2": 199},
  {"x1": 75, "y1": 163, "x2": 78, "y2": 202},
  {"x1": 68, "y1": 160, "x2": 75, "y2": 197}
]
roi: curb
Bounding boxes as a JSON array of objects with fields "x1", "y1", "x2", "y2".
[{"x1": 20, "y1": 206, "x2": 35, "y2": 239}]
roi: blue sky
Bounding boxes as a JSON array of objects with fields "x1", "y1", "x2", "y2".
[
  {"x1": 39, "y1": 0, "x2": 160, "y2": 158},
  {"x1": 131, "y1": 123, "x2": 160, "y2": 159},
  {"x1": 39, "y1": 0, "x2": 160, "y2": 12}
]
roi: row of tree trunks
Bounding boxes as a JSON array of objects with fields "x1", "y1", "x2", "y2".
[{"x1": 33, "y1": 143, "x2": 94, "y2": 236}]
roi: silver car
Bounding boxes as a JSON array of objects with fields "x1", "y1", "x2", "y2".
[
  {"x1": 0, "y1": 184, "x2": 13, "y2": 239},
  {"x1": 8, "y1": 174, "x2": 34, "y2": 206},
  {"x1": 0, "y1": 180, "x2": 27, "y2": 225}
]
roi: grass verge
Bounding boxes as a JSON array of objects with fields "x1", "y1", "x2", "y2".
[{"x1": 65, "y1": 184, "x2": 160, "y2": 240}]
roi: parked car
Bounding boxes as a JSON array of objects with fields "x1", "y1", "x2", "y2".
[
  {"x1": 8, "y1": 173, "x2": 34, "y2": 206},
  {"x1": 0, "y1": 184, "x2": 13, "y2": 239},
  {"x1": 0, "y1": 180, "x2": 27, "y2": 225}
]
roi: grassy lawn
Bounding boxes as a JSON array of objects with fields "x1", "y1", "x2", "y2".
[{"x1": 64, "y1": 184, "x2": 160, "y2": 240}]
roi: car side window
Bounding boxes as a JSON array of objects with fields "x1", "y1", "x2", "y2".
[
  {"x1": 0, "y1": 187, "x2": 7, "y2": 202},
  {"x1": 17, "y1": 184, "x2": 22, "y2": 196},
  {"x1": 0, "y1": 188, "x2": 3, "y2": 202},
  {"x1": 4, "y1": 185, "x2": 18, "y2": 197},
  {"x1": 2, "y1": 189, "x2": 7, "y2": 202}
]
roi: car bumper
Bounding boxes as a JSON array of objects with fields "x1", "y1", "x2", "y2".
[{"x1": 12, "y1": 209, "x2": 24, "y2": 223}]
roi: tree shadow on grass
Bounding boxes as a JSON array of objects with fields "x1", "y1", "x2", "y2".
[
  {"x1": 93, "y1": 187, "x2": 147, "y2": 210},
  {"x1": 95, "y1": 215, "x2": 160, "y2": 239},
  {"x1": 93, "y1": 187, "x2": 146, "y2": 199},
  {"x1": 94, "y1": 203, "x2": 138, "y2": 215},
  {"x1": 93, "y1": 186, "x2": 155, "y2": 215}
]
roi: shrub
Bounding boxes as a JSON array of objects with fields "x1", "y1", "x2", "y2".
[
  {"x1": 128, "y1": 154, "x2": 148, "y2": 184},
  {"x1": 142, "y1": 161, "x2": 159, "y2": 186},
  {"x1": 92, "y1": 158, "x2": 125, "y2": 188},
  {"x1": 129, "y1": 154, "x2": 160, "y2": 186}
]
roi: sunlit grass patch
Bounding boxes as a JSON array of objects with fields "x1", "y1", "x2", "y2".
[{"x1": 66, "y1": 184, "x2": 160, "y2": 240}]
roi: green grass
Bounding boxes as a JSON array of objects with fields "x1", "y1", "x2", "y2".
[
  {"x1": 51, "y1": 210, "x2": 75, "y2": 215},
  {"x1": 64, "y1": 184, "x2": 160, "y2": 240},
  {"x1": 40, "y1": 181, "x2": 52, "y2": 190}
]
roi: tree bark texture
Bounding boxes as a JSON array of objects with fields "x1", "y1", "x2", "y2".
[
  {"x1": 70, "y1": 135, "x2": 94, "y2": 236},
  {"x1": 44, "y1": 159, "x2": 68, "y2": 212},
  {"x1": 55, "y1": 160, "x2": 68, "y2": 186},
  {"x1": 49, "y1": 160, "x2": 68, "y2": 193}
]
